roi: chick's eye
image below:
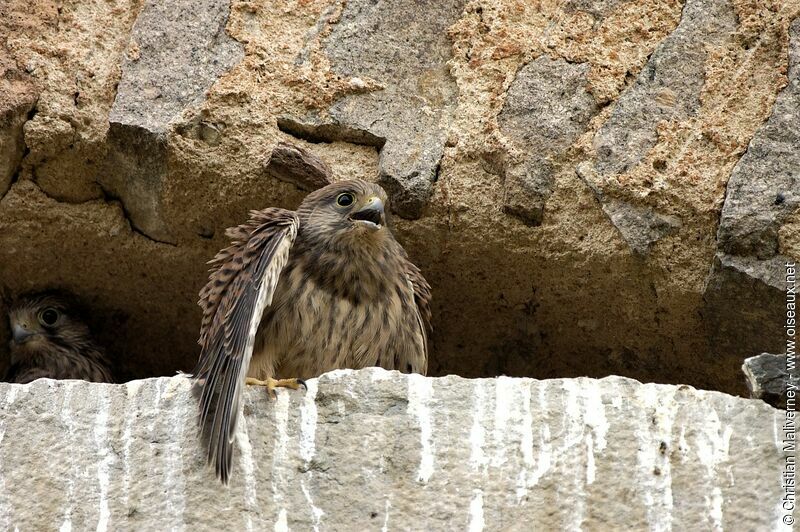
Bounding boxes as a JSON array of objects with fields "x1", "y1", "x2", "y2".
[
  {"x1": 39, "y1": 308, "x2": 59, "y2": 326},
  {"x1": 336, "y1": 193, "x2": 354, "y2": 207}
]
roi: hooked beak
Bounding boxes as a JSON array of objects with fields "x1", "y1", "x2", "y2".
[
  {"x1": 350, "y1": 196, "x2": 385, "y2": 230},
  {"x1": 11, "y1": 322, "x2": 36, "y2": 344}
]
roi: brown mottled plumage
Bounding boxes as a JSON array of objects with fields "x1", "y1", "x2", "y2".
[
  {"x1": 5, "y1": 292, "x2": 113, "y2": 384},
  {"x1": 193, "y1": 179, "x2": 431, "y2": 482}
]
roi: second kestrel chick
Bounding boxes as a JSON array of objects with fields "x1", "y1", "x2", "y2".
[{"x1": 5, "y1": 291, "x2": 113, "y2": 384}]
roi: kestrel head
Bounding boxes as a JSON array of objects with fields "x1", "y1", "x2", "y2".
[
  {"x1": 7, "y1": 291, "x2": 94, "y2": 361},
  {"x1": 296, "y1": 179, "x2": 392, "y2": 248}
]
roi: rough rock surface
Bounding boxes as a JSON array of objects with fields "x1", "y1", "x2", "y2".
[
  {"x1": 717, "y1": 18, "x2": 800, "y2": 260},
  {"x1": 579, "y1": 0, "x2": 738, "y2": 254},
  {"x1": 281, "y1": 0, "x2": 464, "y2": 218},
  {"x1": 703, "y1": 18, "x2": 800, "y2": 364},
  {"x1": 742, "y1": 352, "x2": 791, "y2": 409},
  {"x1": 0, "y1": 369, "x2": 788, "y2": 530},
  {"x1": 0, "y1": 74, "x2": 36, "y2": 200},
  {"x1": 0, "y1": 0, "x2": 799, "y2": 394},
  {"x1": 103, "y1": 0, "x2": 243, "y2": 243},
  {"x1": 498, "y1": 57, "x2": 599, "y2": 225},
  {"x1": 592, "y1": 0, "x2": 738, "y2": 176}
]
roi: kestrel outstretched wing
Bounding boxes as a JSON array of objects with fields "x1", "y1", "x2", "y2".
[
  {"x1": 193, "y1": 207, "x2": 299, "y2": 483},
  {"x1": 405, "y1": 259, "x2": 432, "y2": 374}
]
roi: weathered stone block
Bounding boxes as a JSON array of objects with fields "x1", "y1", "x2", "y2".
[
  {"x1": 102, "y1": 0, "x2": 243, "y2": 243},
  {"x1": 704, "y1": 19, "x2": 800, "y2": 365},
  {"x1": 0, "y1": 75, "x2": 36, "y2": 199},
  {"x1": 598, "y1": 198, "x2": 682, "y2": 255},
  {"x1": 576, "y1": 163, "x2": 682, "y2": 255},
  {"x1": 593, "y1": 0, "x2": 737, "y2": 175},
  {"x1": 285, "y1": 0, "x2": 464, "y2": 219},
  {"x1": 717, "y1": 19, "x2": 800, "y2": 259},
  {"x1": 0, "y1": 369, "x2": 786, "y2": 530},
  {"x1": 498, "y1": 57, "x2": 599, "y2": 226}
]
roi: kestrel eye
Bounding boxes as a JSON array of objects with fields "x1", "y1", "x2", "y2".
[
  {"x1": 39, "y1": 308, "x2": 60, "y2": 326},
  {"x1": 336, "y1": 193, "x2": 355, "y2": 207}
]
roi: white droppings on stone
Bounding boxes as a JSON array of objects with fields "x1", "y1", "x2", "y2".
[
  {"x1": 678, "y1": 426, "x2": 689, "y2": 461},
  {"x1": 610, "y1": 394, "x2": 623, "y2": 410},
  {"x1": 469, "y1": 380, "x2": 487, "y2": 472},
  {"x1": 583, "y1": 380, "x2": 608, "y2": 452},
  {"x1": 529, "y1": 424, "x2": 552, "y2": 488},
  {"x1": 586, "y1": 434, "x2": 596, "y2": 485},
  {"x1": 561, "y1": 381, "x2": 584, "y2": 449},
  {"x1": 407, "y1": 373, "x2": 435, "y2": 483},
  {"x1": 491, "y1": 376, "x2": 514, "y2": 468},
  {"x1": 529, "y1": 384, "x2": 553, "y2": 488},
  {"x1": 707, "y1": 486, "x2": 724, "y2": 532},
  {"x1": 367, "y1": 367, "x2": 393, "y2": 381},
  {"x1": 237, "y1": 396, "x2": 258, "y2": 532},
  {"x1": 468, "y1": 489, "x2": 484, "y2": 532},
  {"x1": 163, "y1": 378, "x2": 187, "y2": 530},
  {"x1": 694, "y1": 405, "x2": 733, "y2": 532},
  {"x1": 121, "y1": 380, "x2": 144, "y2": 510},
  {"x1": 0, "y1": 373, "x2": 785, "y2": 529},
  {"x1": 381, "y1": 499, "x2": 391, "y2": 532},
  {"x1": 0, "y1": 387, "x2": 19, "y2": 531},
  {"x1": 514, "y1": 381, "x2": 535, "y2": 503},
  {"x1": 60, "y1": 387, "x2": 76, "y2": 532},
  {"x1": 634, "y1": 385, "x2": 678, "y2": 532},
  {"x1": 150, "y1": 378, "x2": 167, "y2": 433},
  {"x1": 300, "y1": 380, "x2": 319, "y2": 465},
  {"x1": 0, "y1": 386, "x2": 18, "y2": 446},
  {"x1": 274, "y1": 508, "x2": 288, "y2": 532},
  {"x1": 561, "y1": 380, "x2": 586, "y2": 531},
  {"x1": 271, "y1": 392, "x2": 291, "y2": 526},
  {"x1": 93, "y1": 387, "x2": 114, "y2": 532},
  {"x1": 519, "y1": 383, "x2": 534, "y2": 467},
  {"x1": 301, "y1": 479, "x2": 324, "y2": 531}
]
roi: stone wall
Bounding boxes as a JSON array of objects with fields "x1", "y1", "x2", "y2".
[
  {"x1": 0, "y1": 0, "x2": 798, "y2": 393},
  {"x1": 0, "y1": 370, "x2": 789, "y2": 530}
]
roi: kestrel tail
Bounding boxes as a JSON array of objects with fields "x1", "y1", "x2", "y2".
[
  {"x1": 193, "y1": 179, "x2": 432, "y2": 483},
  {"x1": 5, "y1": 291, "x2": 114, "y2": 384}
]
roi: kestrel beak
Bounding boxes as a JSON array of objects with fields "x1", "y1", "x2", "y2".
[
  {"x1": 350, "y1": 196, "x2": 385, "y2": 230},
  {"x1": 11, "y1": 321, "x2": 36, "y2": 344}
]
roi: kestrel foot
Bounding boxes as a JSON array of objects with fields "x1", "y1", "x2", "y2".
[{"x1": 245, "y1": 377, "x2": 307, "y2": 399}]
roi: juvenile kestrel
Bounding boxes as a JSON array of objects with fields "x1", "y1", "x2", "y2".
[
  {"x1": 193, "y1": 179, "x2": 432, "y2": 482},
  {"x1": 5, "y1": 291, "x2": 114, "y2": 383}
]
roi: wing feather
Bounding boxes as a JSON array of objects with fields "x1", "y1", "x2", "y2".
[
  {"x1": 192, "y1": 208, "x2": 299, "y2": 483},
  {"x1": 404, "y1": 260, "x2": 432, "y2": 375}
]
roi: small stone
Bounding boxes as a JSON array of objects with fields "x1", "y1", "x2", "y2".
[
  {"x1": 349, "y1": 77, "x2": 366, "y2": 90},
  {"x1": 264, "y1": 142, "x2": 333, "y2": 192},
  {"x1": 742, "y1": 353, "x2": 791, "y2": 409}
]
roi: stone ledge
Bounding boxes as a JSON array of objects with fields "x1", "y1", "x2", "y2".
[{"x1": 0, "y1": 369, "x2": 787, "y2": 530}]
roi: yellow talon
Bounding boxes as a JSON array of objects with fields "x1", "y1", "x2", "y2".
[{"x1": 245, "y1": 377, "x2": 307, "y2": 399}]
